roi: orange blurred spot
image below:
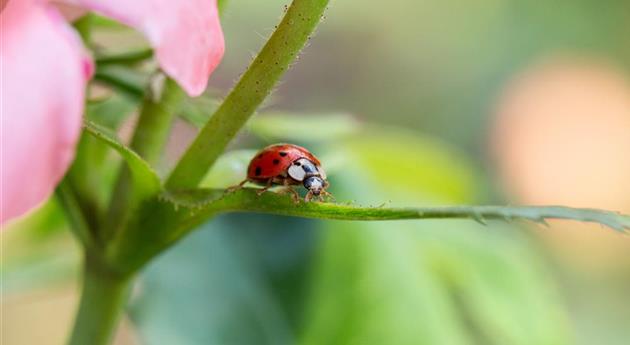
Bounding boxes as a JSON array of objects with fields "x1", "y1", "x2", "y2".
[{"x1": 491, "y1": 57, "x2": 630, "y2": 267}]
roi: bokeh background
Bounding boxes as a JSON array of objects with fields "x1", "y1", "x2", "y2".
[{"x1": 3, "y1": 0, "x2": 630, "y2": 344}]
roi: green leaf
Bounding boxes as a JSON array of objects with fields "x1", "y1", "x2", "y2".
[
  {"x1": 107, "y1": 187, "x2": 629, "y2": 274},
  {"x1": 129, "y1": 219, "x2": 294, "y2": 345},
  {"x1": 302, "y1": 220, "x2": 571, "y2": 345},
  {"x1": 340, "y1": 127, "x2": 479, "y2": 203},
  {"x1": 170, "y1": 189, "x2": 630, "y2": 232},
  {"x1": 95, "y1": 48, "x2": 153, "y2": 67},
  {"x1": 425, "y1": 223, "x2": 570, "y2": 345},
  {"x1": 201, "y1": 150, "x2": 256, "y2": 188},
  {"x1": 248, "y1": 112, "x2": 360, "y2": 142},
  {"x1": 83, "y1": 121, "x2": 161, "y2": 201},
  {"x1": 86, "y1": 93, "x2": 137, "y2": 130},
  {"x1": 303, "y1": 221, "x2": 474, "y2": 345},
  {"x1": 106, "y1": 126, "x2": 628, "y2": 345},
  {"x1": 67, "y1": 94, "x2": 139, "y2": 220},
  {"x1": 93, "y1": 66, "x2": 147, "y2": 100}
]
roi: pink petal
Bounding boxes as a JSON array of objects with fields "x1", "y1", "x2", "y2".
[
  {"x1": 1, "y1": 1, "x2": 91, "y2": 224},
  {"x1": 76, "y1": 0, "x2": 225, "y2": 96}
]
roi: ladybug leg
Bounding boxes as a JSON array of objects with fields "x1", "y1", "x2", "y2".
[
  {"x1": 256, "y1": 179, "x2": 273, "y2": 196},
  {"x1": 304, "y1": 190, "x2": 314, "y2": 202},
  {"x1": 279, "y1": 187, "x2": 300, "y2": 203},
  {"x1": 321, "y1": 190, "x2": 335, "y2": 203},
  {"x1": 290, "y1": 188, "x2": 301, "y2": 203},
  {"x1": 225, "y1": 179, "x2": 248, "y2": 194},
  {"x1": 280, "y1": 179, "x2": 301, "y2": 203},
  {"x1": 319, "y1": 180, "x2": 335, "y2": 202}
]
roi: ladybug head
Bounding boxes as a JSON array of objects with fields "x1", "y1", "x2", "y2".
[{"x1": 303, "y1": 176, "x2": 325, "y2": 195}]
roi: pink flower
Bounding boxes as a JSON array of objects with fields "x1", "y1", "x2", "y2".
[{"x1": 1, "y1": 0, "x2": 224, "y2": 224}]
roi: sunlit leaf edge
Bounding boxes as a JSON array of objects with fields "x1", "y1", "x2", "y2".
[
  {"x1": 83, "y1": 120, "x2": 161, "y2": 199},
  {"x1": 162, "y1": 188, "x2": 630, "y2": 233}
]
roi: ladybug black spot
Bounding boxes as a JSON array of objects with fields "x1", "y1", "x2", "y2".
[
  {"x1": 273, "y1": 159, "x2": 280, "y2": 165},
  {"x1": 279, "y1": 151, "x2": 288, "y2": 157},
  {"x1": 255, "y1": 167, "x2": 262, "y2": 176}
]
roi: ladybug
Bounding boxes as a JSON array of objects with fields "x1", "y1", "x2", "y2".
[{"x1": 230, "y1": 144, "x2": 332, "y2": 202}]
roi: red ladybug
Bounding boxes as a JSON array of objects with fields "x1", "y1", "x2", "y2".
[{"x1": 231, "y1": 144, "x2": 331, "y2": 202}]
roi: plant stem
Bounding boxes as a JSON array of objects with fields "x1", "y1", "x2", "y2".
[
  {"x1": 96, "y1": 48, "x2": 154, "y2": 66},
  {"x1": 166, "y1": 0, "x2": 330, "y2": 190},
  {"x1": 129, "y1": 77, "x2": 184, "y2": 164},
  {"x1": 104, "y1": 77, "x2": 183, "y2": 240},
  {"x1": 55, "y1": 179, "x2": 97, "y2": 250},
  {"x1": 67, "y1": 256, "x2": 132, "y2": 345},
  {"x1": 93, "y1": 70, "x2": 144, "y2": 99}
]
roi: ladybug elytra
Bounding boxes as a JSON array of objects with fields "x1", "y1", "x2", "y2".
[{"x1": 230, "y1": 144, "x2": 332, "y2": 202}]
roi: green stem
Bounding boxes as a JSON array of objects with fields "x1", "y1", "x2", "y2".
[
  {"x1": 96, "y1": 48, "x2": 154, "y2": 66},
  {"x1": 93, "y1": 70, "x2": 144, "y2": 99},
  {"x1": 104, "y1": 77, "x2": 184, "y2": 239},
  {"x1": 128, "y1": 77, "x2": 184, "y2": 163},
  {"x1": 166, "y1": 0, "x2": 330, "y2": 190},
  {"x1": 55, "y1": 179, "x2": 97, "y2": 250},
  {"x1": 67, "y1": 256, "x2": 132, "y2": 345}
]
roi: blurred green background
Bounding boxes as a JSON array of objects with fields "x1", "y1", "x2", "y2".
[{"x1": 3, "y1": 0, "x2": 630, "y2": 344}]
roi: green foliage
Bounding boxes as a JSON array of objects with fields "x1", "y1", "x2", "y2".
[
  {"x1": 40, "y1": 1, "x2": 630, "y2": 345},
  {"x1": 93, "y1": 66, "x2": 146, "y2": 100},
  {"x1": 84, "y1": 115, "x2": 629, "y2": 275},
  {"x1": 69, "y1": 94, "x2": 138, "y2": 213},
  {"x1": 86, "y1": 93, "x2": 137, "y2": 129},
  {"x1": 201, "y1": 149, "x2": 256, "y2": 188},
  {"x1": 154, "y1": 188, "x2": 630, "y2": 230},
  {"x1": 123, "y1": 128, "x2": 587, "y2": 345},
  {"x1": 128, "y1": 219, "x2": 296, "y2": 345},
  {"x1": 1, "y1": 199, "x2": 79, "y2": 293},
  {"x1": 83, "y1": 121, "x2": 161, "y2": 201},
  {"x1": 248, "y1": 112, "x2": 360, "y2": 143},
  {"x1": 299, "y1": 130, "x2": 570, "y2": 345},
  {"x1": 95, "y1": 48, "x2": 153, "y2": 67},
  {"x1": 302, "y1": 222, "x2": 570, "y2": 345},
  {"x1": 341, "y1": 128, "x2": 478, "y2": 203}
]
